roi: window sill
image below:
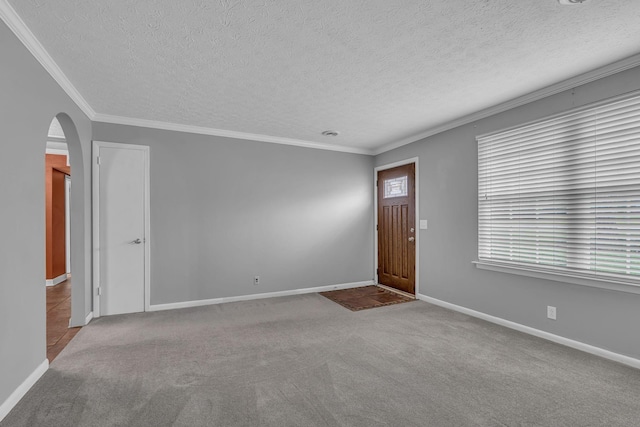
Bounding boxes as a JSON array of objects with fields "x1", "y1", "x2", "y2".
[{"x1": 473, "y1": 261, "x2": 640, "y2": 295}]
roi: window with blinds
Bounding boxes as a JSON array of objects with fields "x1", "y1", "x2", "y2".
[{"x1": 477, "y1": 91, "x2": 640, "y2": 284}]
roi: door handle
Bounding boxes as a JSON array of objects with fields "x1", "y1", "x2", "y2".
[
  {"x1": 131, "y1": 238, "x2": 142, "y2": 244},
  {"x1": 408, "y1": 237, "x2": 415, "y2": 242}
]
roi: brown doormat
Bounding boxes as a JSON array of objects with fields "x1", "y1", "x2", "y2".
[{"x1": 319, "y1": 285, "x2": 414, "y2": 311}]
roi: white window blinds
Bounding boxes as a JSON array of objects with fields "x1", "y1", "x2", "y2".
[{"x1": 477, "y1": 91, "x2": 640, "y2": 283}]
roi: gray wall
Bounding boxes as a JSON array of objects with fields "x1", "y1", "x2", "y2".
[
  {"x1": 4, "y1": 4, "x2": 640, "y2": 416},
  {"x1": 92, "y1": 123, "x2": 374, "y2": 305},
  {"x1": 375, "y1": 65, "x2": 640, "y2": 359},
  {"x1": 0, "y1": 21, "x2": 92, "y2": 408}
]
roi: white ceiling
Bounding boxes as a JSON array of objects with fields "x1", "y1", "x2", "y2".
[{"x1": 5, "y1": 0, "x2": 640, "y2": 154}]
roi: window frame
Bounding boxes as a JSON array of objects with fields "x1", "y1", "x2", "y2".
[{"x1": 475, "y1": 89, "x2": 640, "y2": 294}]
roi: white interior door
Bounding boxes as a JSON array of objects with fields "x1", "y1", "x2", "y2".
[{"x1": 93, "y1": 142, "x2": 149, "y2": 316}]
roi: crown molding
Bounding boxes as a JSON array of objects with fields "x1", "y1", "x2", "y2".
[
  {"x1": 373, "y1": 52, "x2": 640, "y2": 155},
  {"x1": 46, "y1": 140, "x2": 68, "y2": 151},
  {"x1": 5, "y1": 0, "x2": 640, "y2": 157},
  {"x1": 0, "y1": 0, "x2": 96, "y2": 119},
  {"x1": 0, "y1": 2, "x2": 367, "y2": 155},
  {"x1": 93, "y1": 113, "x2": 374, "y2": 155},
  {"x1": 47, "y1": 135, "x2": 66, "y2": 143}
]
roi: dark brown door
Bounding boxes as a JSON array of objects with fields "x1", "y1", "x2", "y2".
[{"x1": 377, "y1": 163, "x2": 416, "y2": 294}]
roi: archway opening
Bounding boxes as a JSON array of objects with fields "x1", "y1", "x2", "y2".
[{"x1": 44, "y1": 115, "x2": 81, "y2": 361}]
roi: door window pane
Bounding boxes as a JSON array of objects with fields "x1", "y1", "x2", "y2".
[{"x1": 384, "y1": 176, "x2": 408, "y2": 198}]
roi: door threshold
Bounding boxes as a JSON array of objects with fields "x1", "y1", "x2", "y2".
[{"x1": 376, "y1": 284, "x2": 416, "y2": 300}]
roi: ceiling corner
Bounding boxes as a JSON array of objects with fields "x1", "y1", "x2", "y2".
[
  {"x1": 0, "y1": 0, "x2": 96, "y2": 120},
  {"x1": 93, "y1": 113, "x2": 375, "y2": 156},
  {"x1": 373, "y1": 51, "x2": 640, "y2": 156}
]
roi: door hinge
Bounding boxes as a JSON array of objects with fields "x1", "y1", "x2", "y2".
[
  {"x1": 96, "y1": 286, "x2": 102, "y2": 296},
  {"x1": 376, "y1": 224, "x2": 378, "y2": 231},
  {"x1": 96, "y1": 156, "x2": 101, "y2": 165},
  {"x1": 376, "y1": 268, "x2": 379, "y2": 275}
]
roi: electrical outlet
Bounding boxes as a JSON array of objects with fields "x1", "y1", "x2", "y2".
[
  {"x1": 547, "y1": 306, "x2": 557, "y2": 320},
  {"x1": 254, "y1": 276, "x2": 260, "y2": 285}
]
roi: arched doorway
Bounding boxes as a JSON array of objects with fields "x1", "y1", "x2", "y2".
[{"x1": 44, "y1": 113, "x2": 85, "y2": 361}]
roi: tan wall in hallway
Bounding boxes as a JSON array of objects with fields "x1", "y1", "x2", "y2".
[{"x1": 45, "y1": 154, "x2": 70, "y2": 280}]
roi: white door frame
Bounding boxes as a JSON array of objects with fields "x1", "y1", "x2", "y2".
[
  {"x1": 65, "y1": 175, "x2": 71, "y2": 276},
  {"x1": 92, "y1": 140, "x2": 151, "y2": 317},
  {"x1": 374, "y1": 157, "x2": 420, "y2": 296}
]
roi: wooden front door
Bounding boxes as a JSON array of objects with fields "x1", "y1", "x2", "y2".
[{"x1": 377, "y1": 163, "x2": 416, "y2": 294}]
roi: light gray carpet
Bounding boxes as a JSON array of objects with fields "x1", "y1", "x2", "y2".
[{"x1": 3, "y1": 294, "x2": 640, "y2": 426}]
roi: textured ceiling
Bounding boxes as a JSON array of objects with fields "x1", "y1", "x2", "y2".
[
  {"x1": 48, "y1": 117, "x2": 65, "y2": 139},
  {"x1": 7, "y1": 0, "x2": 640, "y2": 153}
]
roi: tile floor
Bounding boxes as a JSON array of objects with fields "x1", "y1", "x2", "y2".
[
  {"x1": 46, "y1": 279, "x2": 81, "y2": 361},
  {"x1": 319, "y1": 285, "x2": 414, "y2": 311}
]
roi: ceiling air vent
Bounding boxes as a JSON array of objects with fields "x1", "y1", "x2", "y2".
[
  {"x1": 321, "y1": 130, "x2": 339, "y2": 137},
  {"x1": 558, "y1": 0, "x2": 589, "y2": 4}
]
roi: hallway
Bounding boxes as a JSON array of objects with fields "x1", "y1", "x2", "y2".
[{"x1": 46, "y1": 280, "x2": 80, "y2": 361}]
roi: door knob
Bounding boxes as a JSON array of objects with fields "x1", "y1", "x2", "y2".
[
  {"x1": 131, "y1": 238, "x2": 142, "y2": 244},
  {"x1": 408, "y1": 237, "x2": 415, "y2": 242}
]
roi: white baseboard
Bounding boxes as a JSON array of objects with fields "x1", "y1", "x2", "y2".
[
  {"x1": 149, "y1": 280, "x2": 374, "y2": 312},
  {"x1": 417, "y1": 294, "x2": 640, "y2": 370},
  {"x1": 45, "y1": 273, "x2": 68, "y2": 287},
  {"x1": 84, "y1": 311, "x2": 93, "y2": 325},
  {"x1": 0, "y1": 359, "x2": 48, "y2": 422}
]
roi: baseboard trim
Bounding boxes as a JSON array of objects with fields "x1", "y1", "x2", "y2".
[
  {"x1": 149, "y1": 281, "x2": 374, "y2": 312},
  {"x1": 84, "y1": 311, "x2": 93, "y2": 325},
  {"x1": 0, "y1": 359, "x2": 48, "y2": 422},
  {"x1": 45, "y1": 273, "x2": 67, "y2": 287},
  {"x1": 417, "y1": 294, "x2": 640, "y2": 370}
]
